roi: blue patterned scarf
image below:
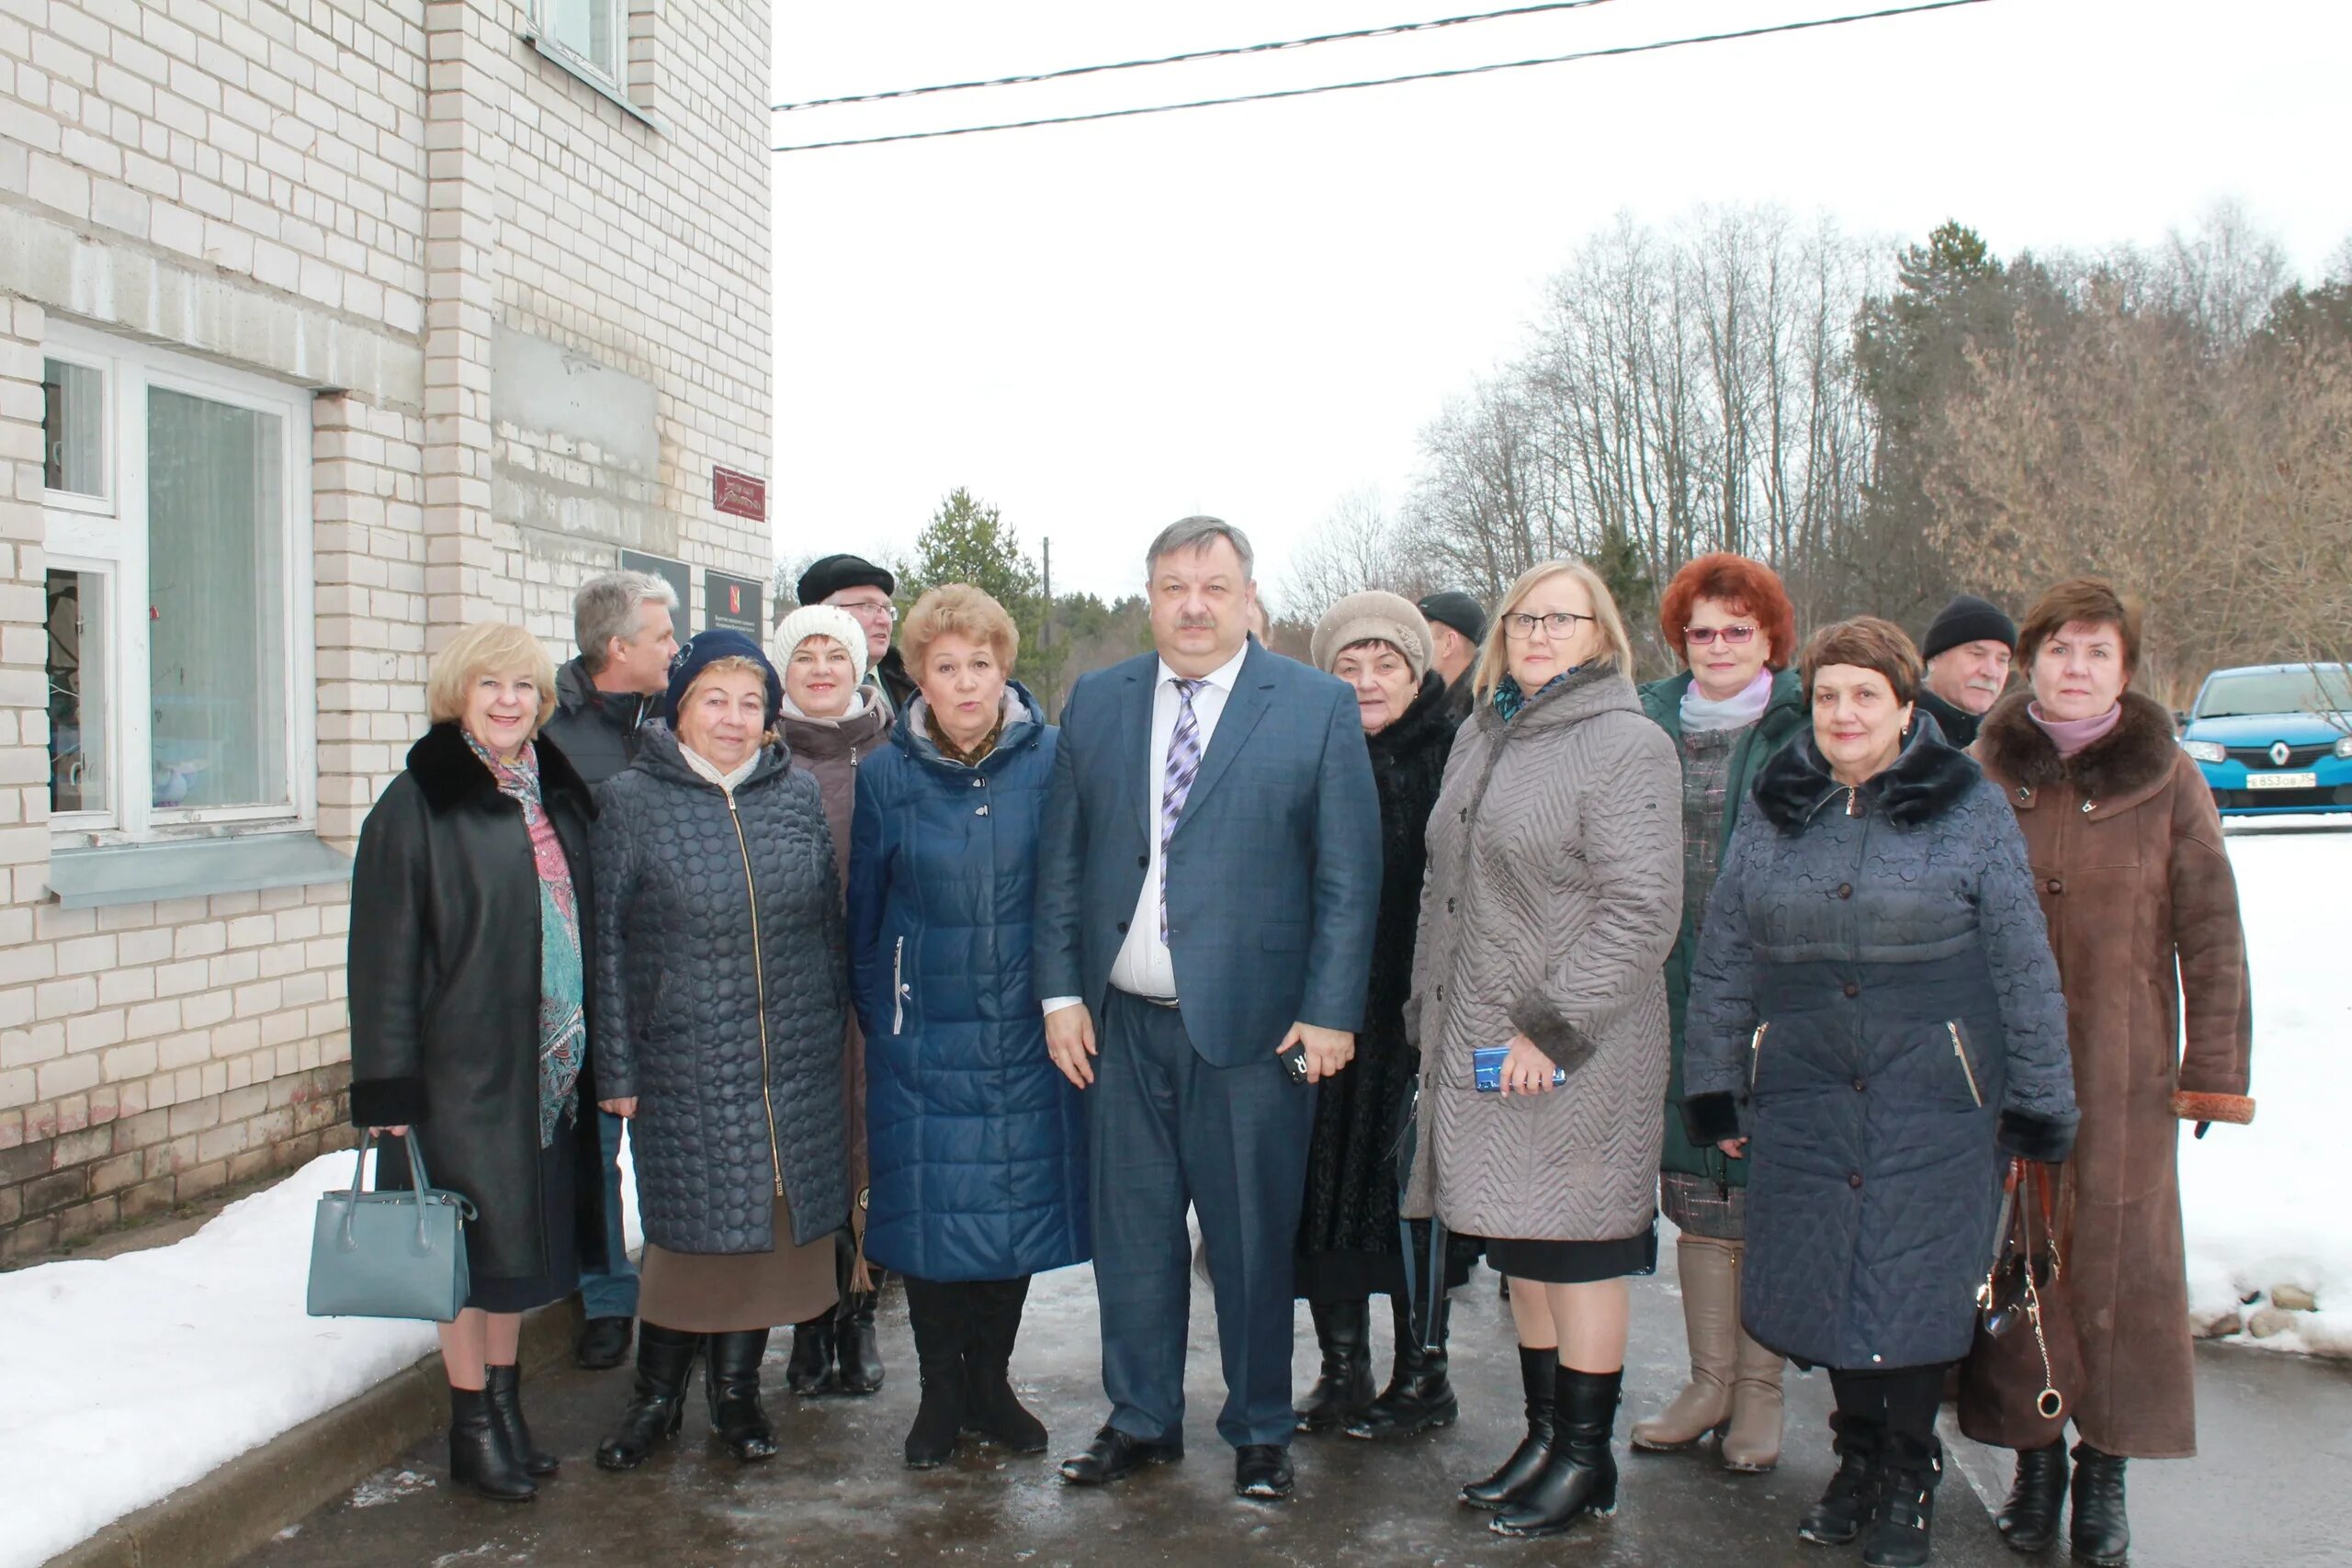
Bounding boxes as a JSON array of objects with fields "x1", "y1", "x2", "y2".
[
  {"x1": 1492, "y1": 670, "x2": 1575, "y2": 724},
  {"x1": 464, "y1": 733, "x2": 586, "y2": 1147}
]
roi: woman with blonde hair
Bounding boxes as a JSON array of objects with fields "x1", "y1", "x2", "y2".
[
  {"x1": 1404, "y1": 560, "x2": 1682, "y2": 1539},
  {"x1": 591, "y1": 629, "x2": 852, "y2": 1471},
  {"x1": 349, "y1": 621, "x2": 607, "y2": 1500}
]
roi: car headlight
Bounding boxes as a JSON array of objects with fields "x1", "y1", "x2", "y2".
[
  {"x1": 2181, "y1": 739, "x2": 2227, "y2": 763},
  {"x1": 2336, "y1": 736, "x2": 2352, "y2": 761}
]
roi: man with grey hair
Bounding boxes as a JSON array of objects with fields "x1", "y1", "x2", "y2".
[
  {"x1": 543, "y1": 568, "x2": 678, "y2": 1370},
  {"x1": 1035, "y1": 516, "x2": 1382, "y2": 1501}
]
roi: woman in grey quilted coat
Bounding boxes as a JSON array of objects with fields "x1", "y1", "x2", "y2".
[
  {"x1": 1682, "y1": 616, "x2": 2077, "y2": 1568},
  {"x1": 1403, "y1": 558, "x2": 1681, "y2": 1540},
  {"x1": 587, "y1": 630, "x2": 852, "y2": 1472}
]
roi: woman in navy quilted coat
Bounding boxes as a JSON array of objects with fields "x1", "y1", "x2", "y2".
[
  {"x1": 849, "y1": 584, "x2": 1089, "y2": 1472},
  {"x1": 1683, "y1": 617, "x2": 2077, "y2": 1568}
]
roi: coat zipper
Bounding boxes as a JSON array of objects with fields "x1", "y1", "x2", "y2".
[
  {"x1": 724, "y1": 793, "x2": 786, "y2": 1196},
  {"x1": 891, "y1": 936, "x2": 906, "y2": 1035},
  {"x1": 1948, "y1": 1021, "x2": 1984, "y2": 1107},
  {"x1": 1748, "y1": 1021, "x2": 1770, "y2": 1089}
]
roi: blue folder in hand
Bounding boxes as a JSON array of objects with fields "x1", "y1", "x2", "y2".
[{"x1": 1472, "y1": 1044, "x2": 1570, "y2": 1092}]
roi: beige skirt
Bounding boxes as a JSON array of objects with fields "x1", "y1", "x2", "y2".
[{"x1": 638, "y1": 1190, "x2": 838, "y2": 1333}]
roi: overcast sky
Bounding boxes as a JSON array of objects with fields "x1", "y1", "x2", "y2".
[{"x1": 768, "y1": 0, "x2": 2352, "y2": 607}]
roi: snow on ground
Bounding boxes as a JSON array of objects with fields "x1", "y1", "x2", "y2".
[
  {"x1": 0, "y1": 1138, "x2": 642, "y2": 1568},
  {"x1": 2178, "y1": 818, "x2": 2352, "y2": 1358}
]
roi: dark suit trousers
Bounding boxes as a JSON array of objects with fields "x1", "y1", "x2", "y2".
[{"x1": 1091, "y1": 990, "x2": 1316, "y2": 1450}]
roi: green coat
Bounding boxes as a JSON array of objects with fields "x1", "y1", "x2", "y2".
[{"x1": 1638, "y1": 669, "x2": 1806, "y2": 1184}]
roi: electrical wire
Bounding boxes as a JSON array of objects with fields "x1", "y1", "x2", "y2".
[
  {"x1": 771, "y1": 0, "x2": 1992, "y2": 154},
  {"x1": 773, "y1": 1, "x2": 1625, "y2": 113}
]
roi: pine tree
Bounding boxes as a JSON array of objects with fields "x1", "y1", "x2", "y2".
[{"x1": 902, "y1": 489, "x2": 1067, "y2": 710}]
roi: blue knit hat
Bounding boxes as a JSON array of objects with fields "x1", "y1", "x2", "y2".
[{"x1": 664, "y1": 628, "x2": 783, "y2": 730}]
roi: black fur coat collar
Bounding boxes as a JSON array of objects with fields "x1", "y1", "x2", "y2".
[
  {"x1": 405, "y1": 720, "x2": 596, "y2": 818},
  {"x1": 1753, "y1": 708, "x2": 1981, "y2": 833},
  {"x1": 1974, "y1": 689, "x2": 2179, "y2": 800}
]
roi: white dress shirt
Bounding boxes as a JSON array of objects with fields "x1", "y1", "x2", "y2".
[{"x1": 1043, "y1": 641, "x2": 1250, "y2": 1016}]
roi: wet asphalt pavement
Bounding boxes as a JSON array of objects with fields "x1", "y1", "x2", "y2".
[{"x1": 241, "y1": 1243, "x2": 2349, "y2": 1568}]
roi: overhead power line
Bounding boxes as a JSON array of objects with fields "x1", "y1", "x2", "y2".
[
  {"x1": 772, "y1": 1, "x2": 1627, "y2": 114},
  {"x1": 771, "y1": 0, "x2": 1993, "y2": 155}
]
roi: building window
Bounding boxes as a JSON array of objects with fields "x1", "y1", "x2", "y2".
[
  {"x1": 537, "y1": 0, "x2": 625, "y2": 84},
  {"x1": 40, "y1": 328, "x2": 314, "y2": 839}
]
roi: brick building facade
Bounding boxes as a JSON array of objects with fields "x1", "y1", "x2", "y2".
[{"x1": 0, "y1": 0, "x2": 775, "y2": 1259}]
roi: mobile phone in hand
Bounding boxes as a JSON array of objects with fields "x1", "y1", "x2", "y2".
[{"x1": 1278, "y1": 1041, "x2": 1311, "y2": 1085}]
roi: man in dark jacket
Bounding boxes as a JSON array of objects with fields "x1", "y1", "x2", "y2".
[
  {"x1": 1418, "y1": 591, "x2": 1487, "y2": 724},
  {"x1": 797, "y1": 554, "x2": 919, "y2": 715},
  {"x1": 540, "y1": 570, "x2": 676, "y2": 1370},
  {"x1": 1915, "y1": 592, "x2": 2016, "y2": 748}
]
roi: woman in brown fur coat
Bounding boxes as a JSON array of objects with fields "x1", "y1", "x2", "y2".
[{"x1": 1970, "y1": 578, "x2": 2255, "y2": 1568}]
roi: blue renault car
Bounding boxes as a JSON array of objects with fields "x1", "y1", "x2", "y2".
[{"x1": 2177, "y1": 663, "x2": 2352, "y2": 816}]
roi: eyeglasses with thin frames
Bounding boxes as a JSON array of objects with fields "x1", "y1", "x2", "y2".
[
  {"x1": 1502, "y1": 610, "x2": 1596, "y2": 640},
  {"x1": 835, "y1": 599, "x2": 898, "y2": 621},
  {"x1": 1685, "y1": 625, "x2": 1758, "y2": 647}
]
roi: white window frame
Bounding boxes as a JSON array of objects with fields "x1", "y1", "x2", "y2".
[
  {"x1": 40, "y1": 323, "x2": 318, "y2": 844},
  {"x1": 532, "y1": 0, "x2": 626, "y2": 88}
]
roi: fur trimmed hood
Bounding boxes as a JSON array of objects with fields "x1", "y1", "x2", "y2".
[
  {"x1": 1974, "y1": 689, "x2": 2179, "y2": 802},
  {"x1": 1752, "y1": 711, "x2": 1981, "y2": 833}
]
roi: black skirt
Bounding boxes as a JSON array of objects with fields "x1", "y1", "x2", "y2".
[
  {"x1": 464, "y1": 1130, "x2": 580, "y2": 1313},
  {"x1": 1484, "y1": 1216, "x2": 1659, "y2": 1284}
]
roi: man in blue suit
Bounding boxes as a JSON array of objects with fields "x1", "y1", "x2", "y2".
[{"x1": 1035, "y1": 516, "x2": 1382, "y2": 1500}]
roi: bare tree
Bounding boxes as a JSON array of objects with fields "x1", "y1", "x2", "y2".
[{"x1": 1275, "y1": 487, "x2": 1431, "y2": 622}]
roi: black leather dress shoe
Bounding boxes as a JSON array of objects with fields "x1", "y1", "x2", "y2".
[
  {"x1": 1234, "y1": 1444, "x2": 1295, "y2": 1499},
  {"x1": 575, "y1": 1316, "x2": 633, "y2": 1371},
  {"x1": 1058, "y1": 1424, "x2": 1183, "y2": 1485}
]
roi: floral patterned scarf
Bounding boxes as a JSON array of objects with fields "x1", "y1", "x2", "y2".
[{"x1": 465, "y1": 733, "x2": 586, "y2": 1147}]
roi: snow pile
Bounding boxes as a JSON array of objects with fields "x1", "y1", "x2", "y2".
[
  {"x1": 0, "y1": 1137, "x2": 643, "y2": 1568},
  {"x1": 2178, "y1": 823, "x2": 2352, "y2": 1358}
]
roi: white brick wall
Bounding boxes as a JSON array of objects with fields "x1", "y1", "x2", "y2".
[{"x1": 0, "y1": 0, "x2": 775, "y2": 1256}]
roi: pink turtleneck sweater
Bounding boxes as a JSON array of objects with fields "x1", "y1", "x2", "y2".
[{"x1": 2028, "y1": 700, "x2": 2123, "y2": 757}]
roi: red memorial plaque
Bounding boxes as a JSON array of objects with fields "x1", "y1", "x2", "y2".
[{"x1": 712, "y1": 466, "x2": 766, "y2": 520}]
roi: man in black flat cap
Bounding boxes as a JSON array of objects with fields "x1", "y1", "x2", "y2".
[
  {"x1": 1417, "y1": 591, "x2": 1487, "y2": 724},
  {"x1": 1916, "y1": 592, "x2": 2018, "y2": 747},
  {"x1": 797, "y1": 554, "x2": 919, "y2": 716}
]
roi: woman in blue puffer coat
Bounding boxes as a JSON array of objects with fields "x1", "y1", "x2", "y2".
[{"x1": 848, "y1": 583, "x2": 1089, "y2": 1472}]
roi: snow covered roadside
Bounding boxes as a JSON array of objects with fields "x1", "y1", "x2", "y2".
[
  {"x1": 2179, "y1": 821, "x2": 2352, "y2": 1358},
  {"x1": 0, "y1": 1140, "x2": 642, "y2": 1568}
]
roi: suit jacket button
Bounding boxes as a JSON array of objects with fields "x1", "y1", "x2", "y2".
[
  {"x1": 1138, "y1": 853, "x2": 1149, "y2": 868},
  {"x1": 1116, "y1": 920, "x2": 1129, "y2": 934}
]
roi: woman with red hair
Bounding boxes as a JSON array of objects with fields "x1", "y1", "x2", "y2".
[{"x1": 1632, "y1": 554, "x2": 1804, "y2": 1474}]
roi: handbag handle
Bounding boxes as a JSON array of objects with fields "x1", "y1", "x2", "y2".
[{"x1": 341, "y1": 1130, "x2": 440, "y2": 1253}]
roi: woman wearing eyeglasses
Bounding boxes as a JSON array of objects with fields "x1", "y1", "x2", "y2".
[
  {"x1": 1630, "y1": 555, "x2": 1806, "y2": 1475},
  {"x1": 1403, "y1": 559, "x2": 1681, "y2": 1539}
]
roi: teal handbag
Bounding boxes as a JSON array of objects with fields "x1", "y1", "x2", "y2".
[{"x1": 306, "y1": 1132, "x2": 478, "y2": 1322}]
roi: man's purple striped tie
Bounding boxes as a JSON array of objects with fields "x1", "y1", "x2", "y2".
[{"x1": 1159, "y1": 678, "x2": 1205, "y2": 942}]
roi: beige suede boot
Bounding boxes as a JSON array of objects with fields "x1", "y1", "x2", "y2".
[{"x1": 1631, "y1": 1234, "x2": 1736, "y2": 1451}]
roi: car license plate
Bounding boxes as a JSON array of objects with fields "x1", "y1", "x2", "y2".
[{"x1": 2245, "y1": 771, "x2": 2317, "y2": 790}]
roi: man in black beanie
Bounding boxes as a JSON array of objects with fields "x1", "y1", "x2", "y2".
[
  {"x1": 797, "y1": 554, "x2": 919, "y2": 715},
  {"x1": 1916, "y1": 592, "x2": 2017, "y2": 747},
  {"x1": 1417, "y1": 590, "x2": 1487, "y2": 723}
]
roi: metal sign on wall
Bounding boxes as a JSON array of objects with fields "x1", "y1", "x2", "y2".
[
  {"x1": 712, "y1": 467, "x2": 766, "y2": 521},
  {"x1": 703, "y1": 572, "x2": 763, "y2": 637},
  {"x1": 619, "y1": 550, "x2": 689, "y2": 623}
]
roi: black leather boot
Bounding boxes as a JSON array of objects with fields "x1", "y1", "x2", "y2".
[
  {"x1": 785, "y1": 1314, "x2": 836, "y2": 1396},
  {"x1": 1461, "y1": 1346, "x2": 1555, "y2": 1510},
  {"x1": 481, "y1": 1364, "x2": 557, "y2": 1476},
  {"x1": 901, "y1": 1276, "x2": 967, "y2": 1469},
  {"x1": 2069, "y1": 1443, "x2": 2130, "y2": 1567},
  {"x1": 1862, "y1": 1432, "x2": 1941, "y2": 1568},
  {"x1": 1488, "y1": 1367, "x2": 1620, "y2": 1538},
  {"x1": 1293, "y1": 1298, "x2": 1374, "y2": 1433},
  {"x1": 595, "y1": 1324, "x2": 701, "y2": 1471},
  {"x1": 448, "y1": 1384, "x2": 536, "y2": 1501},
  {"x1": 705, "y1": 1329, "x2": 779, "y2": 1462},
  {"x1": 960, "y1": 1276, "x2": 1047, "y2": 1452},
  {"x1": 1996, "y1": 1440, "x2": 2069, "y2": 1554},
  {"x1": 838, "y1": 1291, "x2": 886, "y2": 1395},
  {"x1": 1799, "y1": 1409, "x2": 1884, "y2": 1545},
  {"x1": 1348, "y1": 1294, "x2": 1459, "y2": 1440}
]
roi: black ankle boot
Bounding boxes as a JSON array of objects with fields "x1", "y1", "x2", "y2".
[
  {"x1": 1861, "y1": 1432, "x2": 1941, "y2": 1568},
  {"x1": 2069, "y1": 1443, "x2": 2130, "y2": 1567},
  {"x1": 837, "y1": 1289, "x2": 886, "y2": 1395},
  {"x1": 1489, "y1": 1366, "x2": 1620, "y2": 1538},
  {"x1": 1348, "y1": 1295, "x2": 1459, "y2": 1440},
  {"x1": 595, "y1": 1324, "x2": 701, "y2": 1471},
  {"x1": 785, "y1": 1314, "x2": 836, "y2": 1396},
  {"x1": 960, "y1": 1276, "x2": 1047, "y2": 1452},
  {"x1": 481, "y1": 1364, "x2": 557, "y2": 1476},
  {"x1": 1996, "y1": 1440, "x2": 2069, "y2": 1554},
  {"x1": 1294, "y1": 1298, "x2": 1375, "y2": 1433},
  {"x1": 1461, "y1": 1346, "x2": 1555, "y2": 1510},
  {"x1": 1799, "y1": 1410, "x2": 1884, "y2": 1545},
  {"x1": 448, "y1": 1385, "x2": 537, "y2": 1501},
  {"x1": 902, "y1": 1276, "x2": 967, "y2": 1469},
  {"x1": 705, "y1": 1329, "x2": 778, "y2": 1462}
]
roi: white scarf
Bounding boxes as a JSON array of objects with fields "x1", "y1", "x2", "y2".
[
  {"x1": 1679, "y1": 668, "x2": 1775, "y2": 734},
  {"x1": 680, "y1": 742, "x2": 760, "y2": 795},
  {"x1": 778, "y1": 689, "x2": 867, "y2": 725}
]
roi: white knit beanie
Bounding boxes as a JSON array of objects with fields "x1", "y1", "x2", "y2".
[
  {"x1": 1311, "y1": 591, "x2": 1434, "y2": 682},
  {"x1": 771, "y1": 604, "x2": 871, "y2": 687}
]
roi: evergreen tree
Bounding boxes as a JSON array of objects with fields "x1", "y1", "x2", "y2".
[{"x1": 902, "y1": 489, "x2": 1067, "y2": 711}]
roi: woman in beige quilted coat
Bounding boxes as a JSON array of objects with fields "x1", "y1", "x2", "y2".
[{"x1": 1404, "y1": 558, "x2": 1681, "y2": 1540}]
